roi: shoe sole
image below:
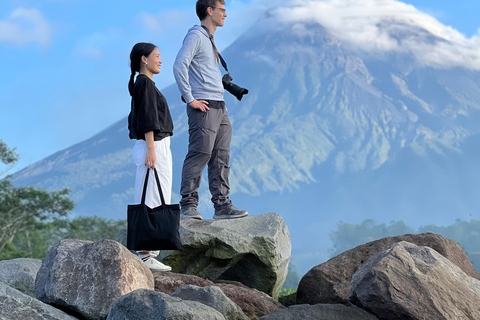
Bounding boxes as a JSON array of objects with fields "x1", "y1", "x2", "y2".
[
  {"x1": 149, "y1": 268, "x2": 171, "y2": 272},
  {"x1": 213, "y1": 212, "x2": 248, "y2": 220},
  {"x1": 180, "y1": 213, "x2": 203, "y2": 220}
]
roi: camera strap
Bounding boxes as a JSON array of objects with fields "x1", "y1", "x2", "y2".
[{"x1": 201, "y1": 25, "x2": 230, "y2": 75}]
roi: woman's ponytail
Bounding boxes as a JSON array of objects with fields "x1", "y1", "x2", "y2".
[{"x1": 128, "y1": 70, "x2": 136, "y2": 96}]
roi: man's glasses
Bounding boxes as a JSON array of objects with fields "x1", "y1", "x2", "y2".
[{"x1": 213, "y1": 7, "x2": 226, "y2": 14}]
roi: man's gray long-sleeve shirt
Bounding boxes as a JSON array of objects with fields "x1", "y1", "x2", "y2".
[{"x1": 173, "y1": 25, "x2": 224, "y2": 104}]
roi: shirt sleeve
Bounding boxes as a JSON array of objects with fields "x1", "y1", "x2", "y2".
[
  {"x1": 134, "y1": 79, "x2": 161, "y2": 134},
  {"x1": 173, "y1": 32, "x2": 201, "y2": 104}
]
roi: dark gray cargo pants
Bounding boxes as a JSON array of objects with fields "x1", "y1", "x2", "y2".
[{"x1": 180, "y1": 101, "x2": 232, "y2": 209}]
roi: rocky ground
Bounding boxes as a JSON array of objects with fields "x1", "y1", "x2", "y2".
[{"x1": 1, "y1": 213, "x2": 479, "y2": 319}]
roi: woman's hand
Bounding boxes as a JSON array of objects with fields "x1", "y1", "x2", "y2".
[
  {"x1": 145, "y1": 147, "x2": 156, "y2": 169},
  {"x1": 189, "y1": 99, "x2": 209, "y2": 112},
  {"x1": 144, "y1": 131, "x2": 156, "y2": 169}
]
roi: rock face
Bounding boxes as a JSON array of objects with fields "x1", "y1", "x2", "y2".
[
  {"x1": 258, "y1": 304, "x2": 379, "y2": 320},
  {"x1": 350, "y1": 241, "x2": 480, "y2": 320},
  {"x1": 106, "y1": 289, "x2": 226, "y2": 320},
  {"x1": 0, "y1": 281, "x2": 79, "y2": 320},
  {"x1": 160, "y1": 213, "x2": 291, "y2": 298},
  {"x1": 171, "y1": 285, "x2": 249, "y2": 320},
  {"x1": 153, "y1": 270, "x2": 215, "y2": 294},
  {"x1": 296, "y1": 233, "x2": 479, "y2": 305},
  {"x1": 0, "y1": 258, "x2": 42, "y2": 297},
  {"x1": 35, "y1": 239, "x2": 154, "y2": 320},
  {"x1": 215, "y1": 281, "x2": 285, "y2": 320}
]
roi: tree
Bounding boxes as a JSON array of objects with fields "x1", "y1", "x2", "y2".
[
  {"x1": 48, "y1": 215, "x2": 126, "y2": 246},
  {"x1": 0, "y1": 140, "x2": 74, "y2": 254},
  {"x1": 0, "y1": 140, "x2": 18, "y2": 177},
  {"x1": 329, "y1": 218, "x2": 480, "y2": 273},
  {"x1": 329, "y1": 219, "x2": 415, "y2": 257}
]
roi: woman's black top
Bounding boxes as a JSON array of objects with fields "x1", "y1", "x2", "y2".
[{"x1": 128, "y1": 74, "x2": 173, "y2": 141}]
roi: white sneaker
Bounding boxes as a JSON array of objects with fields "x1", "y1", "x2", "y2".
[{"x1": 142, "y1": 256, "x2": 172, "y2": 271}]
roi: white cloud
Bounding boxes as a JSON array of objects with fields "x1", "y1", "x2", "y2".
[
  {"x1": 135, "y1": 12, "x2": 164, "y2": 34},
  {"x1": 0, "y1": 8, "x2": 52, "y2": 47},
  {"x1": 73, "y1": 29, "x2": 123, "y2": 59},
  {"x1": 132, "y1": 2, "x2": 273, "y2": 51},
  {"x1": 266, "y1": 0, "x2": 480, "y2": 70},
  {"x1": 134, "y1": 9, "x2": 193, "y2": 35}
]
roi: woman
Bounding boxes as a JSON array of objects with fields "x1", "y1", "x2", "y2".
[{"x1": 128, "y1": 42, "x2": 174, "y2": 271}]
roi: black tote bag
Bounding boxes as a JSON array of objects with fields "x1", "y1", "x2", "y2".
[{"x1": 127, "y1": 168, "x2": 182, "y2": 251}]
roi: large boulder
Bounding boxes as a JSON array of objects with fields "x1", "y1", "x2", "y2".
[
  {"x1": 106, "y1": 289, "x2": 226, "y2": 320},
  {"x1": 350, "y1": 241, "x2": 480, "y2": 320},
  {"x1": 153, "y1": 270, "x2": 215, "y2": 294},
  {"x1": 171, "y1": 285, "x2": 249, "y2": 320},
  {"x1": 296, "y1": 233, "x2": 479, "y2": 305},
  {"x1": 215, "y1": 281, "x2": 285, "y2": 320},
  {"x1": 0, "y1": 258, "x2": 42, "y2": 297},
  {"x1": 0, "y1": 281, "x2": 79, "y2": 320},
  {"x1": 159, "y1": 213, "x2": 291, "y2": 299},
  {"x1": 35, "y1": 239, "x2": 154, "y2": 320},
  {"x1": 258, "y1": 304, "x2": 379, "y2": 320}
]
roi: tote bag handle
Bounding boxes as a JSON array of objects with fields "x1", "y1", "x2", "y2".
[{"x1": 140, "y1": 168, "x2": 166, "y2": 206}]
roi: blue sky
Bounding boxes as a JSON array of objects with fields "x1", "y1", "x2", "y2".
[{"x1": 1, "y1": 0, "x2": 479, "y2": 172}]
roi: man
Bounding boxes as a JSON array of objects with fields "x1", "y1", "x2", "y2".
[{"x1": 173, "y1": 0, "x2": 248, "y2": 220}]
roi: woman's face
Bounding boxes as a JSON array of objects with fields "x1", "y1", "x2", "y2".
[{"x1": 144, "y1": 47, "x2": 162, "y2": 74}]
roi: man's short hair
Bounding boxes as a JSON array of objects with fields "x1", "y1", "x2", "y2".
[{"x1": 196, "y1": 0, "x2": 225, "y2": 21}]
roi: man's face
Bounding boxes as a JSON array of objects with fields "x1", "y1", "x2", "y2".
[{"x1": 211, "y1": 2, "x2": 227, "y2": 27}]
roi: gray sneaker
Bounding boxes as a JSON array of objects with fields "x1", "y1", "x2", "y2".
[
  {"x1": 213, "y1": 204, "x2": 248, "y2": 220},
  {"x1": 180, "y1": 206, "x2": 203, "y2": 219}
]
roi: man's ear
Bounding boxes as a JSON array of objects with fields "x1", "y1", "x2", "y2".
[{"x1": 207, "y1": 6, "x2": 214, "y2": 16}]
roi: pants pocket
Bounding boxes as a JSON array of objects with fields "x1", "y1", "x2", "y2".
[{"x1": 187, "y1": 109, "x2": 219, "y2": 154}]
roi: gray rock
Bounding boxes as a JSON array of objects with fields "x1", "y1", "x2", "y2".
[
  {"x1": 258, "y1": 304, "x2": 379, "y2": 320},
  {"x1": 297, "y1": 232, "x2": 479, "y2": 305},
  {"x1": 159, "y1": 213, "x2": 291, "y2": 299},
  {"x1": 278, "y1": 292, "x2": 296, "y2": 307},
  {"x1": 106, "y1": 289, "x2": 226, "y2": 320},
  {"x1": 171, "y1": 285, "x2": 248, "y2": 320},
  {"x1": 35, "y1": 239, "x2": 154, "y2": 320},
  {"x1": 350, "y1": 241, "x2": 480, "y2": 320},
  {"x1": 0, "y1": 281, "x2": 79, "y2": 320},
  {"x1": 215, "y1": 281, "x2": 284, "y2": 320},
  {"x1": 153, "y1": 270, "x2": 215, "y2": 294},
  {"x1": 0, "y1": 258, "x2": 42, "y2": 297}
]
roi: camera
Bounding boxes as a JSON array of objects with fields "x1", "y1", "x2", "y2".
[{"x1": 222, "y1": 74, "x2": 249, "y2": 101}]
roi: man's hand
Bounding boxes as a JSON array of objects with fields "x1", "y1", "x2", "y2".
[{"x1": 188, "y1": 99, "x2": 209, "y2": 112}]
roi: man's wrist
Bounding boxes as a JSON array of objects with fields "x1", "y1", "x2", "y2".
[{"x1": 184, "y1": 94, "x2": 194, "y2": 104}]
